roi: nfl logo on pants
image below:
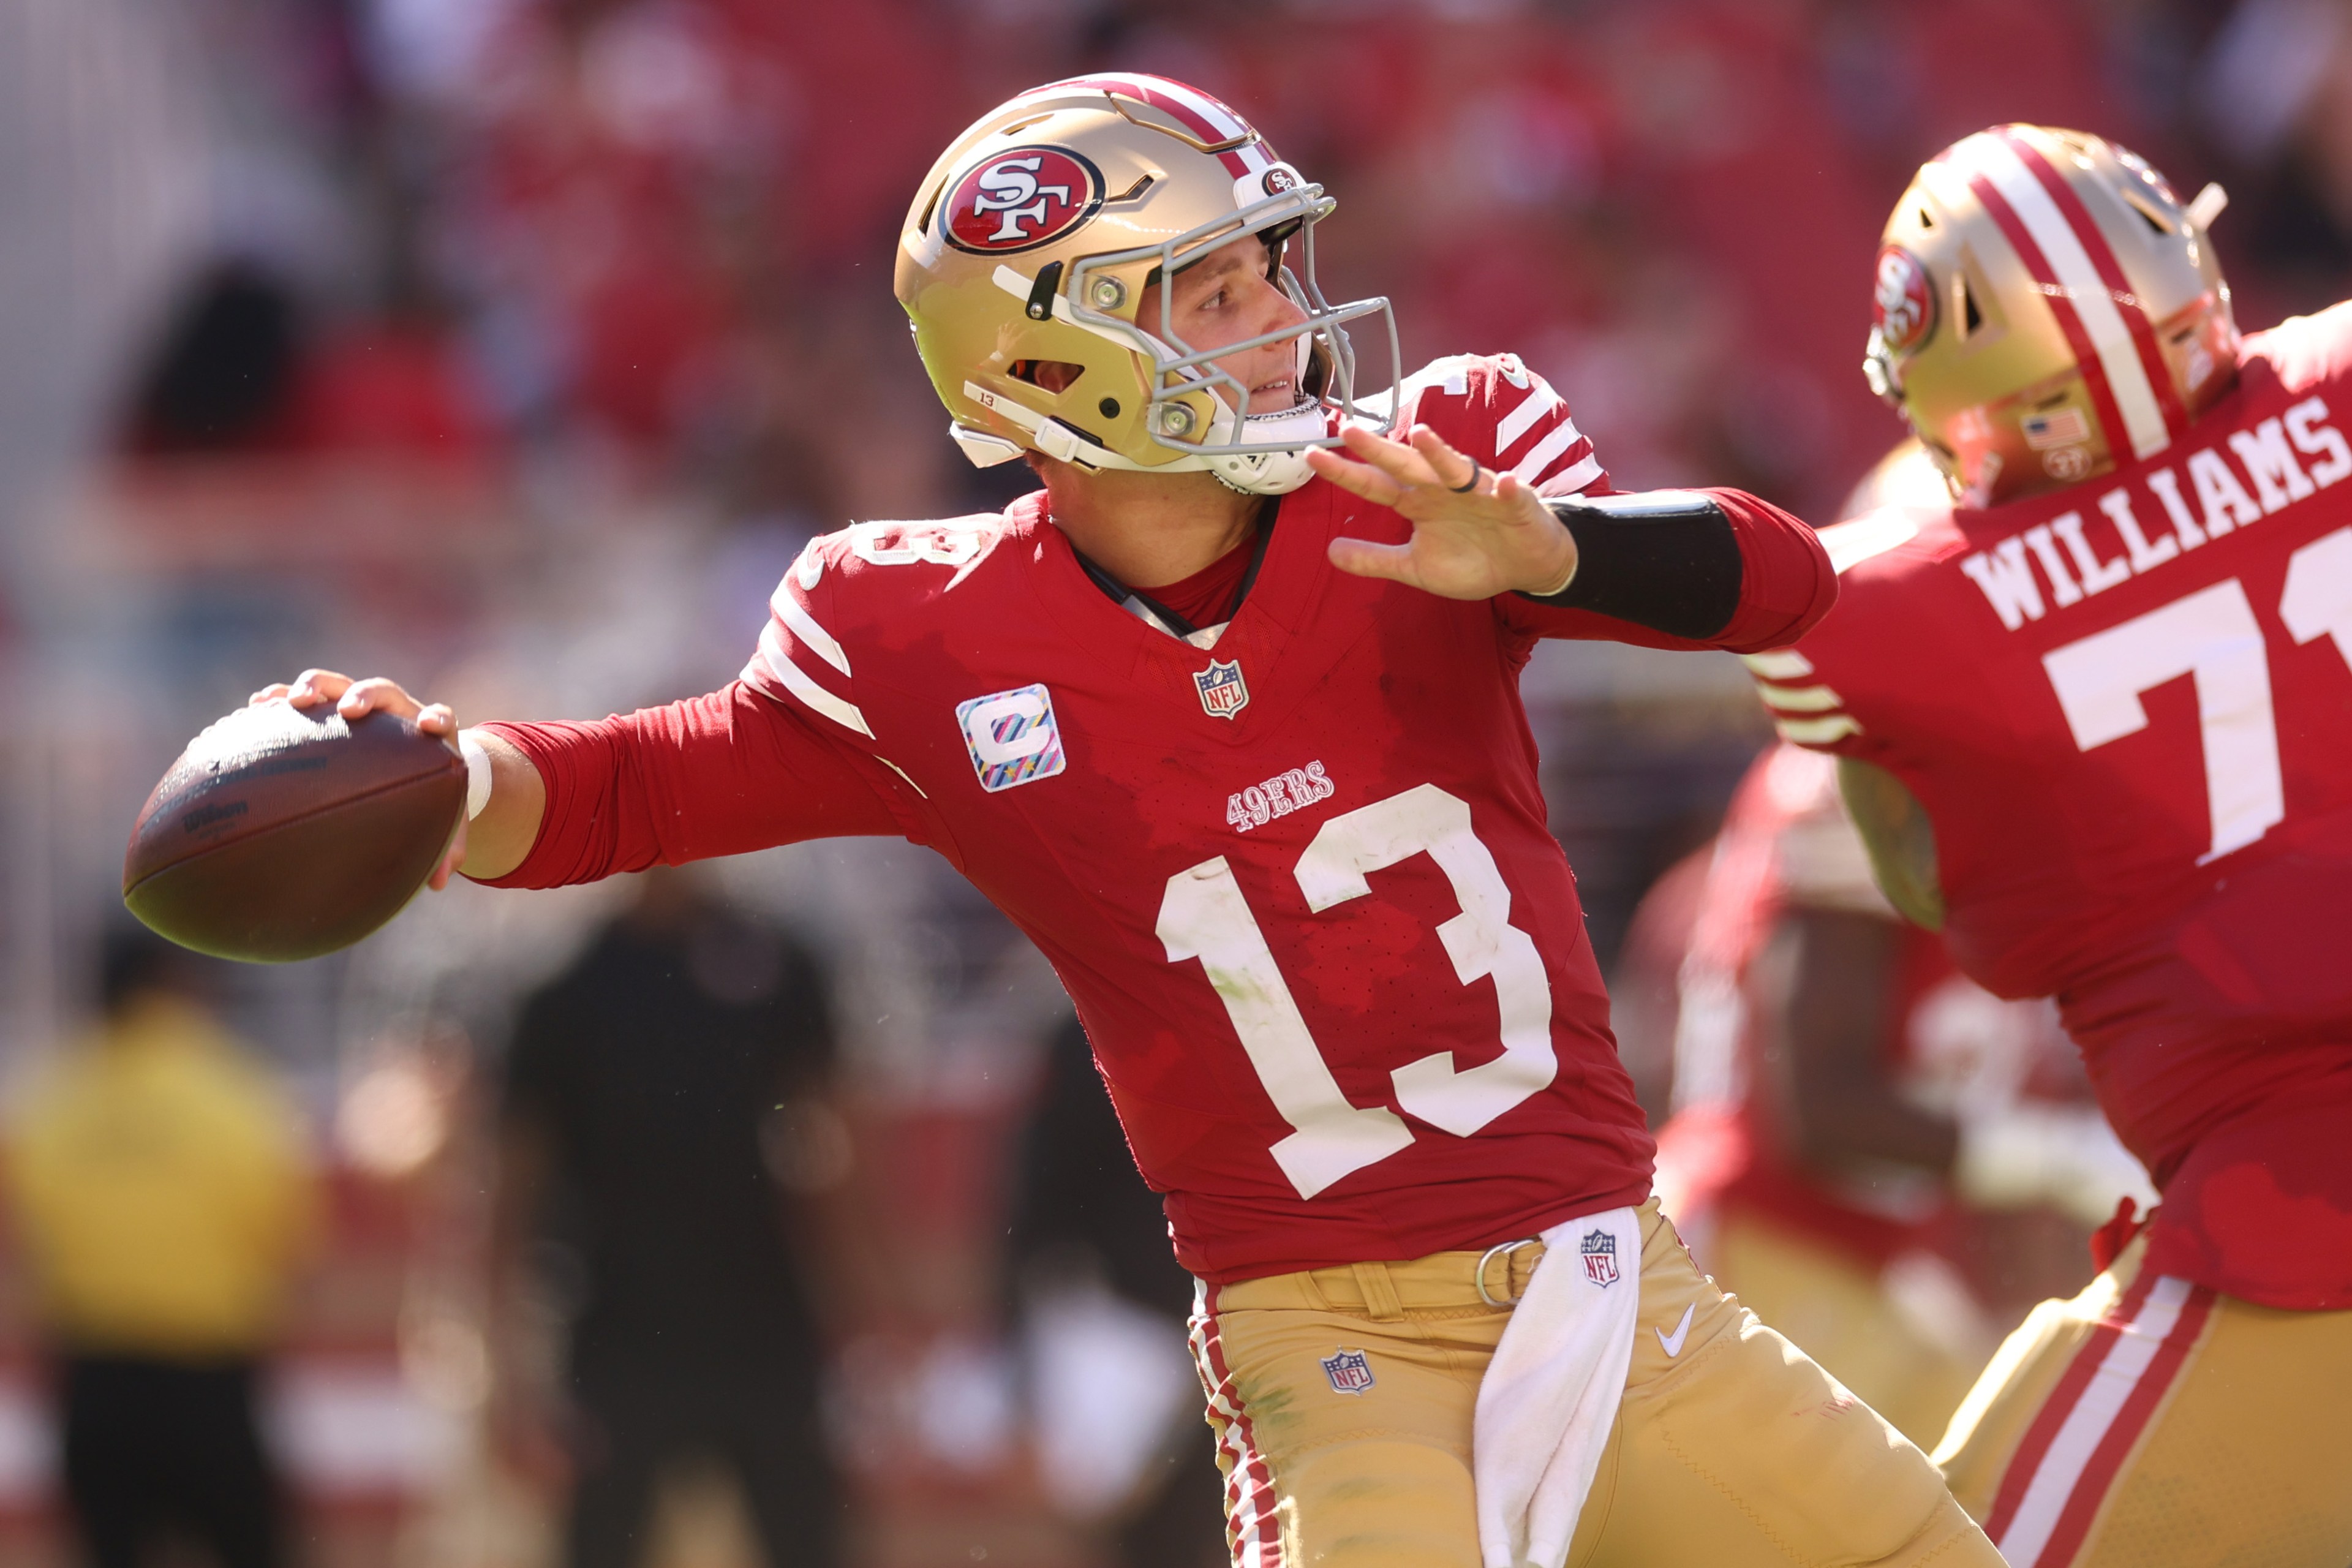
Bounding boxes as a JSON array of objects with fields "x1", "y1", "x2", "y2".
[
  {"x1": 1320, "y1": 1348, "x2": 1376, "y2": 1396},
  {"x1": 1580, "y1": 1229, "x2": 1619, "y2": 1287}
]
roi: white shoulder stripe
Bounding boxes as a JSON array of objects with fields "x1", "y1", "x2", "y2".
[
  {"x1": 1756, "y1": 681, "x2": 1845, "y2": 712},
  {"x1": 1774, "y1": 714, "x2": 1861, "y2": 745},
  {"x1": 773, "y1": 587, "x2": 850, "y2": 676},
  {"x1": 1510, "y1": 418, "x2": 1587, "y2": 483},
  {"x1": 1494, "y1": 383, "x2": 1566, "y2": 453},
  {"x1": 755, "y1": 630, "x2": 873, "y2": 738},
  {"x1": 1958, "y1": 134, "x2": 2169, "y2": 461},
  {"x1": 1742, "y1": 649, "x2": 1814, "y2": 680},
  {"x1": 1538, "y1": 451, "x2": 1604, "y2": 495}
]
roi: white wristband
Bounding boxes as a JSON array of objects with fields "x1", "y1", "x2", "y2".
[{"x1": 459, "y1": 731, "x2": 492, "y2": 821}]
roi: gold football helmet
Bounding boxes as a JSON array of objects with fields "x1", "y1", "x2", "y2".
[
  {"x1": 1864, "y1": 124, "x2": 2238, "y2": 508},
  {"x1": 894, "y1": 74, "x2": 1398, "y2": 495}
]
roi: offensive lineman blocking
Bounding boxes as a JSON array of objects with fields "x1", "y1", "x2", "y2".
[
  {"x1": 1753, "y1": 124, "x2": 2352, "y2": 1566},
  {"x1": 262, "y1": 78, "x2": 2003, "y2": 1566}
]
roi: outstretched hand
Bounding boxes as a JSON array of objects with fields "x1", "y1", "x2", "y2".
[
  {"x1": 1307, "y1": 424, "x2": 1578, "y2": 600},
  {"x1": 251, "y1": 668, "x2": 470, "y2": 890}
]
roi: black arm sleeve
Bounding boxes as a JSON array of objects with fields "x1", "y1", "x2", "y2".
[{"x1": 1515, "y1": 489, "x2": 1745, "y2": 640}]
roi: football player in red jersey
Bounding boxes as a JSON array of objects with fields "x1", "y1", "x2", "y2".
[
  {"x1": 1648, "y1": 739, "x2": 2150, "y2": 1447},
  {"x1": 258, "y1": 78, "x2": 2003, "y2": 1567},
  {"x1": 1744, "y1": 124, "x2": 2352, "y2": 1567}
]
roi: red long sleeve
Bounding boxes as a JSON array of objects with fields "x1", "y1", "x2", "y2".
[{"x1": 473, "y1": 682, "x2": 916, "y2": 891}]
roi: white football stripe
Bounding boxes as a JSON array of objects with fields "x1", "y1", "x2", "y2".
[
  {"x1": 1495, "y1": 385, "x2": 1566, "y2": 453},
  {"x1": 1537, "y1": 451, "x2": 1605, "y2": 495},
  {"x1": 1996, "y1": 1276, "x2": 2192, "y2": 1567},
  {"x1": 1757, "y1": 682, "x2": 1845, "y2": 713},
  {"x1": 756, "y1": 630, "x2": 874, "y2": 738},
  {"x1": 1774, "y1": 714, "x2": 1861, "y2": 745},
  {"x1": 1959, "y1": 134, "x2": 2169, "y2": 461},
  {"x1": 772, "y1": 588, "x2": 850, "y2": 676},
  {"x1": 1742, "y1": 649, "x2": 1814, "y2": 680},
  {"x1": 1510, "y1": 418, "x2": 1587, "y2": 483}
]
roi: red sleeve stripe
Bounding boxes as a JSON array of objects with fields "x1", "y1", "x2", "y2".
[
  {"x1": 1950, "y1": 132, "x2": 2174, "y2": 462},
  {"x1": 1999, "y1": 129, "x2": 2191, "y2": 445},
  {"x1": 1985, "y1": 1272, "x2": 2214, "y2": 1567}
]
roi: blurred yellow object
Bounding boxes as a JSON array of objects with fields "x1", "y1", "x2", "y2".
[
  {"x1": 5, "y1": 996, "x2": 316, "y2": 1357},
  {"x1": 1713, "y1": 1211, "x2": 1986, "y2": 1451}
]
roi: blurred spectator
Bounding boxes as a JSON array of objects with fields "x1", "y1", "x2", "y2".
[
  {"x1": 1005, "y1": 1014, "x2": 1223, "y2": 1568},
  {"x1": 1644, "y1": 744, "x2": 2151, "y2": 1447},
  {"x1": 492, "y1": 867, "x2": 849, "y2": 1568},
  {"x1": 4, "y1": 929, "x2": 316, "y2": 1568}
]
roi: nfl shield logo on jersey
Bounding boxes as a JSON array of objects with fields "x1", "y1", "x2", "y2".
[
  {"x1": 956, "y1": 684, "x2": 1067, "y2": 793},
  {"x1": 1194, "y1": 659, "x2": 1250, "y2": 720},
  {"x1": 1580, "y1": 1229, "x2": 1619, "y2": 1288},
  {"x1": 1320, "y1": 1348, "x2": 1375, "y2": 1396}
]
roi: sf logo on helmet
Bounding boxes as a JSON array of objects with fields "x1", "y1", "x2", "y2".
[
  {"x1": 1872, "y1": 244, "x2": 1936, "y2": 355},
  {"x1": 943, "y1": 146, "x2": 1104, "y2": 254}
]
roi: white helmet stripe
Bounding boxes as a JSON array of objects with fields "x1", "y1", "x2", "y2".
[{"x1": 1954, "y1": 133, "x2": 2171, "y2": 461}]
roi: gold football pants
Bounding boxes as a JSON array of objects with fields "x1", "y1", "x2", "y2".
[
  {"x1": 1709, "y1": 1210, "x2": 1983, "y2": 1450},
  {"x1": 1935, "y1": 1231, "x2": 2352, "y2": 1568},
  {"x1": 1188, "y1": 1200, "x2": 2000, "y2": 1567}
]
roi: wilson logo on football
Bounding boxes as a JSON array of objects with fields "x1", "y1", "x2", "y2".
[
  {"x1": 1872, "y1": 244, "x2": 1936, "y2": 355},
  {"x1": 942, "y1": 146, "x2": 1104, "y2": 254}
]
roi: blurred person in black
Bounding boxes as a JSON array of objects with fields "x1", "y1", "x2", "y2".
[
  {"x1": 1006, "y1": 1012, "x2": 1226, "y2": 1568},
  {"x1": 4, "y1": 930, "x2": 314, "y2": 1568},
  {"x1": 491, "y1": 867, "x2": 848, "y2": 1568}
]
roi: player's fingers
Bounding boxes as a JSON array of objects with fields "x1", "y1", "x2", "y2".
[
  {"x1": 415, "y1": 702, "x2": 457, "y2": 737},
  {"x1": 1303, "y1": 445, "x2": 1404, "y2": 507},
  {"x1": 338, "y1": 677, "x2": 420, "y2": 720},
  {"x1": 249, "y1": 683, "x2": 293, "y2": 707},
  {"x1": 1407, "y1": 424, "x2": 1482, "y2": 492},
  {"x1": 1336, "y1": 424, "x2": 1442, "y2": 489},
  {"x1": 288, "y1": 669, "x2": 352, "y2": 707},
  {"x1": 428, "y1": 818, "x2": 467, "y2": 892},
  {"x1": 1327, "y1": 534, "x2": 1418, "y2": 584}
]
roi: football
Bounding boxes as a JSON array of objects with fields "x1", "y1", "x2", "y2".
[{"x1": 123, "y1": 699, "x2": 467, "y2": 963}]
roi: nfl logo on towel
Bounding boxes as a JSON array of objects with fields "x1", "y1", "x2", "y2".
[
  {"x1": 1320, "y1": 1348, "x2": 1376, "y2": 1396},
  {"x1": 1579, "y1": 1229, "x2": 1619, "y2": 1287},
  {"x1": 1194, "y1": 658, "x2": 1250, "y2": 720}
]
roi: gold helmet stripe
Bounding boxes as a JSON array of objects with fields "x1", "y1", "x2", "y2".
[{"x1": 1947, "y1": 132, "x2": 2174, "y2": 462}]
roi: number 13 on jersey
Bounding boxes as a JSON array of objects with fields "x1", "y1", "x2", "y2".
[{"x1": 1156, "y1": 783, "x2": 1557, "y2": 1199}]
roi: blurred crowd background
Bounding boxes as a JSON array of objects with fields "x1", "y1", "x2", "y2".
[{"x1": 0, "y1": 0, "x2": 2347, "y2": 1564}]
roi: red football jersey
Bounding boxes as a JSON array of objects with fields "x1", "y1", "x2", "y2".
[
  {"x1": 483, "y1": 355, "x2": 1836, "y2": 1283},
  {"x1": 1654, "y1": 744, "x2": 2079, "y2": 1270},
  {"x1": 1751, "y1": 307, "x2": 2352, "y2": 1308}
]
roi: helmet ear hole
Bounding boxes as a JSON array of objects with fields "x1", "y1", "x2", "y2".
[
  {"x1": 1011, "y1": 360, "x2": 1086, "y2": 393},
  {"x1": 1961, "y1": 281, "x2": 1985, "y2": 339}
]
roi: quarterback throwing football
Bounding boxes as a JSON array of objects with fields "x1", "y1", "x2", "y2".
[
  {"x1": 265, "y1": 78, "x2": 2001, "y2": 1567},
  {"x1": 1749, "y1": 124, "x2": 2352, "y2": 1566}
]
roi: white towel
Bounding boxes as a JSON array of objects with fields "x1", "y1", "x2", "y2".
[{"x1": 1472, "y1": 1205, "x2": 1642, "y2": 1568}]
